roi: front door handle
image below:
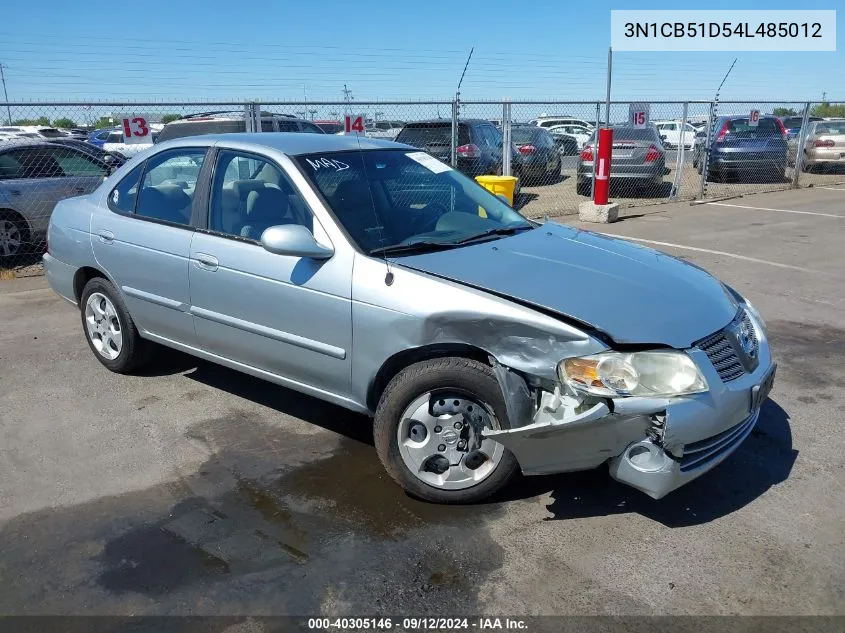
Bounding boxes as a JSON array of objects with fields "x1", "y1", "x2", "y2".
[
  {"x1": 73, "y1": 186, "x2": 87, "y2": 194},
  {"x1": 8, "y1": 189, "x2": 21, "y2": 196},
  {"x1": 195, "y1": 253, "x2": 219, "y2": 271},
  {"x1": 97, "y1": 230, "x2": 115, "y2": 243}
]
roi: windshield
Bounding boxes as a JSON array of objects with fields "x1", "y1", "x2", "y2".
[{"x1": 296, "y1": 149, "x2": 533, "y2": 255}]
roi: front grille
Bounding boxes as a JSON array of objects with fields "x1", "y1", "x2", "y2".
[
  {"x1": 680, "y1": 410, "x2": 759, "y2": 472},
  {"x1": 697, "y1": 330, "x2": 745, "y2": 382}
]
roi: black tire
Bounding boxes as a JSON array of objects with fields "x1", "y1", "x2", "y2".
[
  {"x1": 0, "y1": 210, "x2": 28, "y2": 261},
  {"x1": 80, "y1": 277, "x2": 151, "y2": 373},
  {"x1": 576, "y1": 180, "x2": 591, "y2": 196},
  {"x1": 373, "y1": 357, "x2": 519, "y2": 504}
]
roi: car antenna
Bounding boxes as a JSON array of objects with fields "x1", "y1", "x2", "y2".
[{"x1": 350, "y1": 112, "x2": 393, "y2": 286}]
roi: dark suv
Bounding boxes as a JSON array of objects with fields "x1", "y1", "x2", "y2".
[
  {"x1": 394, "y1": 119, "x2": 521, "y2": 189},
  {"x1": 694, "y1": 115, "x2": 788, "y2": 182},
  {"x1": 156, "y1": 111, "x2": 324, "y2": 143}
]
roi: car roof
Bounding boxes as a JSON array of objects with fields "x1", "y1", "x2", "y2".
[
  {"x1": 402, "y1": 119, "x2": 493, "y2": 126},
  {"x1": 0, "y1": 138, "x2": 53, "y2": 150},
  {"x1": 155, "y1": 132, "x2": 412, "y2": 156}
]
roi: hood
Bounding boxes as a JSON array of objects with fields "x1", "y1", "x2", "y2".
[{"x1": 396, "y1": 223, "x2": 738, "y2": 349}]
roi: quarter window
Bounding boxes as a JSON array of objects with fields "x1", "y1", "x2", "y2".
[
  {"x1": 208, "y1": 150, "x2": 313, "y2": 240},
  {"x1": 108, "y1": 163, "x2": 144, "y2": 214}
]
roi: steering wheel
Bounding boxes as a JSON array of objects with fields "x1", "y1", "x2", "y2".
[{"x1": 406, "y1": 202, "x2": 448, "y2": 236}]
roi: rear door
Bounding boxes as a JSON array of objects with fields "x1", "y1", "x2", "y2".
[
  {"x1": 91, "y1": 147, "x2": 209, "y2": 345},
  {"x1": 47, "y1": 145, "x2": 109, "y2": 197}
]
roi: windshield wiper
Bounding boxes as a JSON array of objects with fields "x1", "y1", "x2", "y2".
[
  {"x1": 368, "y1": 240, "x2": 456, "y2": 257},
  {"x1": 454, "y1": 224, "x2": 534, "y2": 245}
]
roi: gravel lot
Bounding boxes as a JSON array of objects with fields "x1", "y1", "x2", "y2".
[{"x1": 1, "y1": 187, "x2": 843, "y2": 619}]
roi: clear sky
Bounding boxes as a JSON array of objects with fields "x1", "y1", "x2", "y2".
[{"x1": 0, "y1": 0, "x2": 841, "y2": 106}]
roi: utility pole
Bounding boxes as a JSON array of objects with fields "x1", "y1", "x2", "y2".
[
  {"x1": 343, "y1": 84, "x2": 353, "y2": 117},
  {"x1": 822, "y1": 91, "x2": 827, "y2": 102},
  {"x1": 0, "y1": 63, "x2": 11, "y2": 125}
]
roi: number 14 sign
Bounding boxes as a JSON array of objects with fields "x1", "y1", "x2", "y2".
[{"x1": 344, "y1": 114, "x2": 365, "y2": 134}]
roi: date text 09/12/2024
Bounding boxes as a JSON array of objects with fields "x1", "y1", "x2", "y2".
[
  {"x1": 307, "y1": 617, "x2": 528, "y2": 630},
  {"x1": 623, "y1": 22, "x2": 822, "y2": 39}
]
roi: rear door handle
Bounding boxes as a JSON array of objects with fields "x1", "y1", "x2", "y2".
[
  {"x1": 195, "y1": 253, "x2": 219, "y2": 271},
  {"x1": 97, "y1": 230, "x2": 115, "y2": 243},
  {"x1": 8, "y1": 189, "x2": 21, "y2": 196},
  {"x1": 73, "y1": 186, "x2": 87, "y2": 194}
]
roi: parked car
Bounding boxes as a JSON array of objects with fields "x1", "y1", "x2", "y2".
[
  {"x1": 653, "y1": 120, "x2": 697, "y2": 150},
  {"x1": 366, "y1": 120, "x2": 406, "y2": 140},
  {"x1": 529, "y1": 116, "x2": 594, "y2": 130},
  {"x1": 801, "y1": 119, "x2": 845, "y2": 171},
  {"x1": 43, "y1": 133, "x2": 776, "y2": 503},
  {"x1": 102, "y1": 131, "x2": 156, "y2": 160},
  {"x1": 395, "y1": 119, "x2": 521, "y2": 194},
  {"x1": 0, "y1": 139, "x2": 110, "y2": 258},
  {"x1": 88, "y1": 128, "x2": 119, "y2": 148},
  {"x1": 693, "y1": 115, "x2": 788, "y2": 182},
  {"x1": 779, "y1": 115, "x2": 824, "y2": 166},
  {"x1": 156, "y1": 111, "x2": 325, "y2": 143},
  {"x1": 314, "y1": 120, "x2": 344, "y2": 134},
  {"x1": 576, "y1": 125, "x2": 667, "y2": 196},
  {"x1": 510, "y1": 124, "x2": 561, "y2": 183},
  {"x1": 0, "y1": 125, "x2": 68, "y2": 140},
  {"x1": 48, "y1": 137, "x2": 127, "y2": 169},
  {"x1": 547, "y1": 124, "x2": 592, "y2": 153}
]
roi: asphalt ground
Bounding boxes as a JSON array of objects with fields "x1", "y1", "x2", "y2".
[{"x1": 0, "y1": 186, "x2": 843, "y2": 619}]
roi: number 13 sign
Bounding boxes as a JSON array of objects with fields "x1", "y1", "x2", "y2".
[{"x1": 122, "y1": 117, "x2": 152, "y2": 144}]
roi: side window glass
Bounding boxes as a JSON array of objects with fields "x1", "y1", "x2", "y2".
[
  {"x1": 50, "y1": 147, "x2": 107, "y2": 177},
  {"x1": 208, "y1": 150, "x2": 313, "y2": 241},
  {"x1": 135, "y1": 149, "x2": 206, "y2": 225},
  {"x1": 0, "y1": 152, "x2": 24, "y2": 179},
  {"x1": 277, "y1": 120, "x2": 299, "y2": 132},
  {"x1": 108, "y1": 163, "x2": 144, "y2": 213},
  {"x1": 261, "y1": 119, "x2": 276, "y2": 132}
]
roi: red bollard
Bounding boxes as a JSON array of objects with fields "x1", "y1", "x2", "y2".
[{"x1": 593, "y1": 127, "x2": 613, "y2": 205}]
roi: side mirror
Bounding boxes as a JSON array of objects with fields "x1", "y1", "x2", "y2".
[{"x1": 260, "y1": 224, "x2": 334, "y2": 260}]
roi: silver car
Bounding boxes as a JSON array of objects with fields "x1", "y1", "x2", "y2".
[
  {"x1": 43, "y1": 133, "x2": 776, "y2": 504},
  {"x1": 1, "y1": 139, "x2": 110, "y2": 258}
]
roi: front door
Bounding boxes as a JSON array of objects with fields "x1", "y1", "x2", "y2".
[
  {"x1": 91, "y1": 147, "x2": 209, "y2": 345},
  {"x1": 188, "y1": 148, "x2": 353, "y2": 399}
]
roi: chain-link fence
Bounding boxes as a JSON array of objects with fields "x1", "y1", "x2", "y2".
[{"x1": 1, "y1": 99, "x2": 843, "y2": 269}]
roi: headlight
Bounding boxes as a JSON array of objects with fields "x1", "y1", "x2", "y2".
[{"x1": 558, "y1": 351, "x2": 708, "y2": 398}]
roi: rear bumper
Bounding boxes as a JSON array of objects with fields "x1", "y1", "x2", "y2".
[
  {"x1": 804, "y1": 149, "x2": 845, "y2": 165},
  {"x1": 577, "y1": 161, "x2": 664, "y2": 183},
  {"x1": 709, "y1": 154, "x2": 787, "y2": 170},
  {"x1": 43, "y1": 253, "x2": 77, "y2": 305}
]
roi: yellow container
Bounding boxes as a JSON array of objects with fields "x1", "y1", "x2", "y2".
[{"x1": 475, "y1": 175, "x2": 518, "y2": 206}]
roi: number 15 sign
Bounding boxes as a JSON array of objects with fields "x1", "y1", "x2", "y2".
[
  {"x1": 122, "y1": 117, "x2": 152, "y2": 144},
  {"x1": 629, "y1": 103, "x2": 650, "y2": 128}
]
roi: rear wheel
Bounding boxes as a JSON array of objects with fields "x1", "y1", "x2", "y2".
[
  {"x1": 373, "y1": 357, "x2": 519, "y2": 504},
  {"x1": 80, "y1": 277, "x2": 151, "y2": 373}
]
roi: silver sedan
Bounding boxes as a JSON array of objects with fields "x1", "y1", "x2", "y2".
[{"x1": 44, "y1": 133, "x2": 775, "y2": 503}]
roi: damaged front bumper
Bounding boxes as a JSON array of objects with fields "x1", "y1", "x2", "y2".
[{"x1": 485, "y1": 342, "x2": 775, "y2": 499}]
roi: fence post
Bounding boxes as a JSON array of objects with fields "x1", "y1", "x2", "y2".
[
  {"x1": 244, "y1": 101, "x2": 261, "y2": 133},
  {"x1": 670, "y1": 101, "x2": 689, "y2": 200},
  {"x1": 698, "y1": 101, "x2": 716, "y2": 199},
  {"x1": 591, "y1": 102, "x2": 601, "y2": 198},
  {"x1": 450, "y1": 99, "x2": 458, "y2": 167},
  {"x1": 502, "y1": 100, "x2": 512, "y2": 177},
  {"x1": 792, "y1": 102, "x2": 811, "y2": 189}
]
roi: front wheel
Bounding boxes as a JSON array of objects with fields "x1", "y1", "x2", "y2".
[{"x1": 373, "y1": 358, "x2": 519, "y2": 504}]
